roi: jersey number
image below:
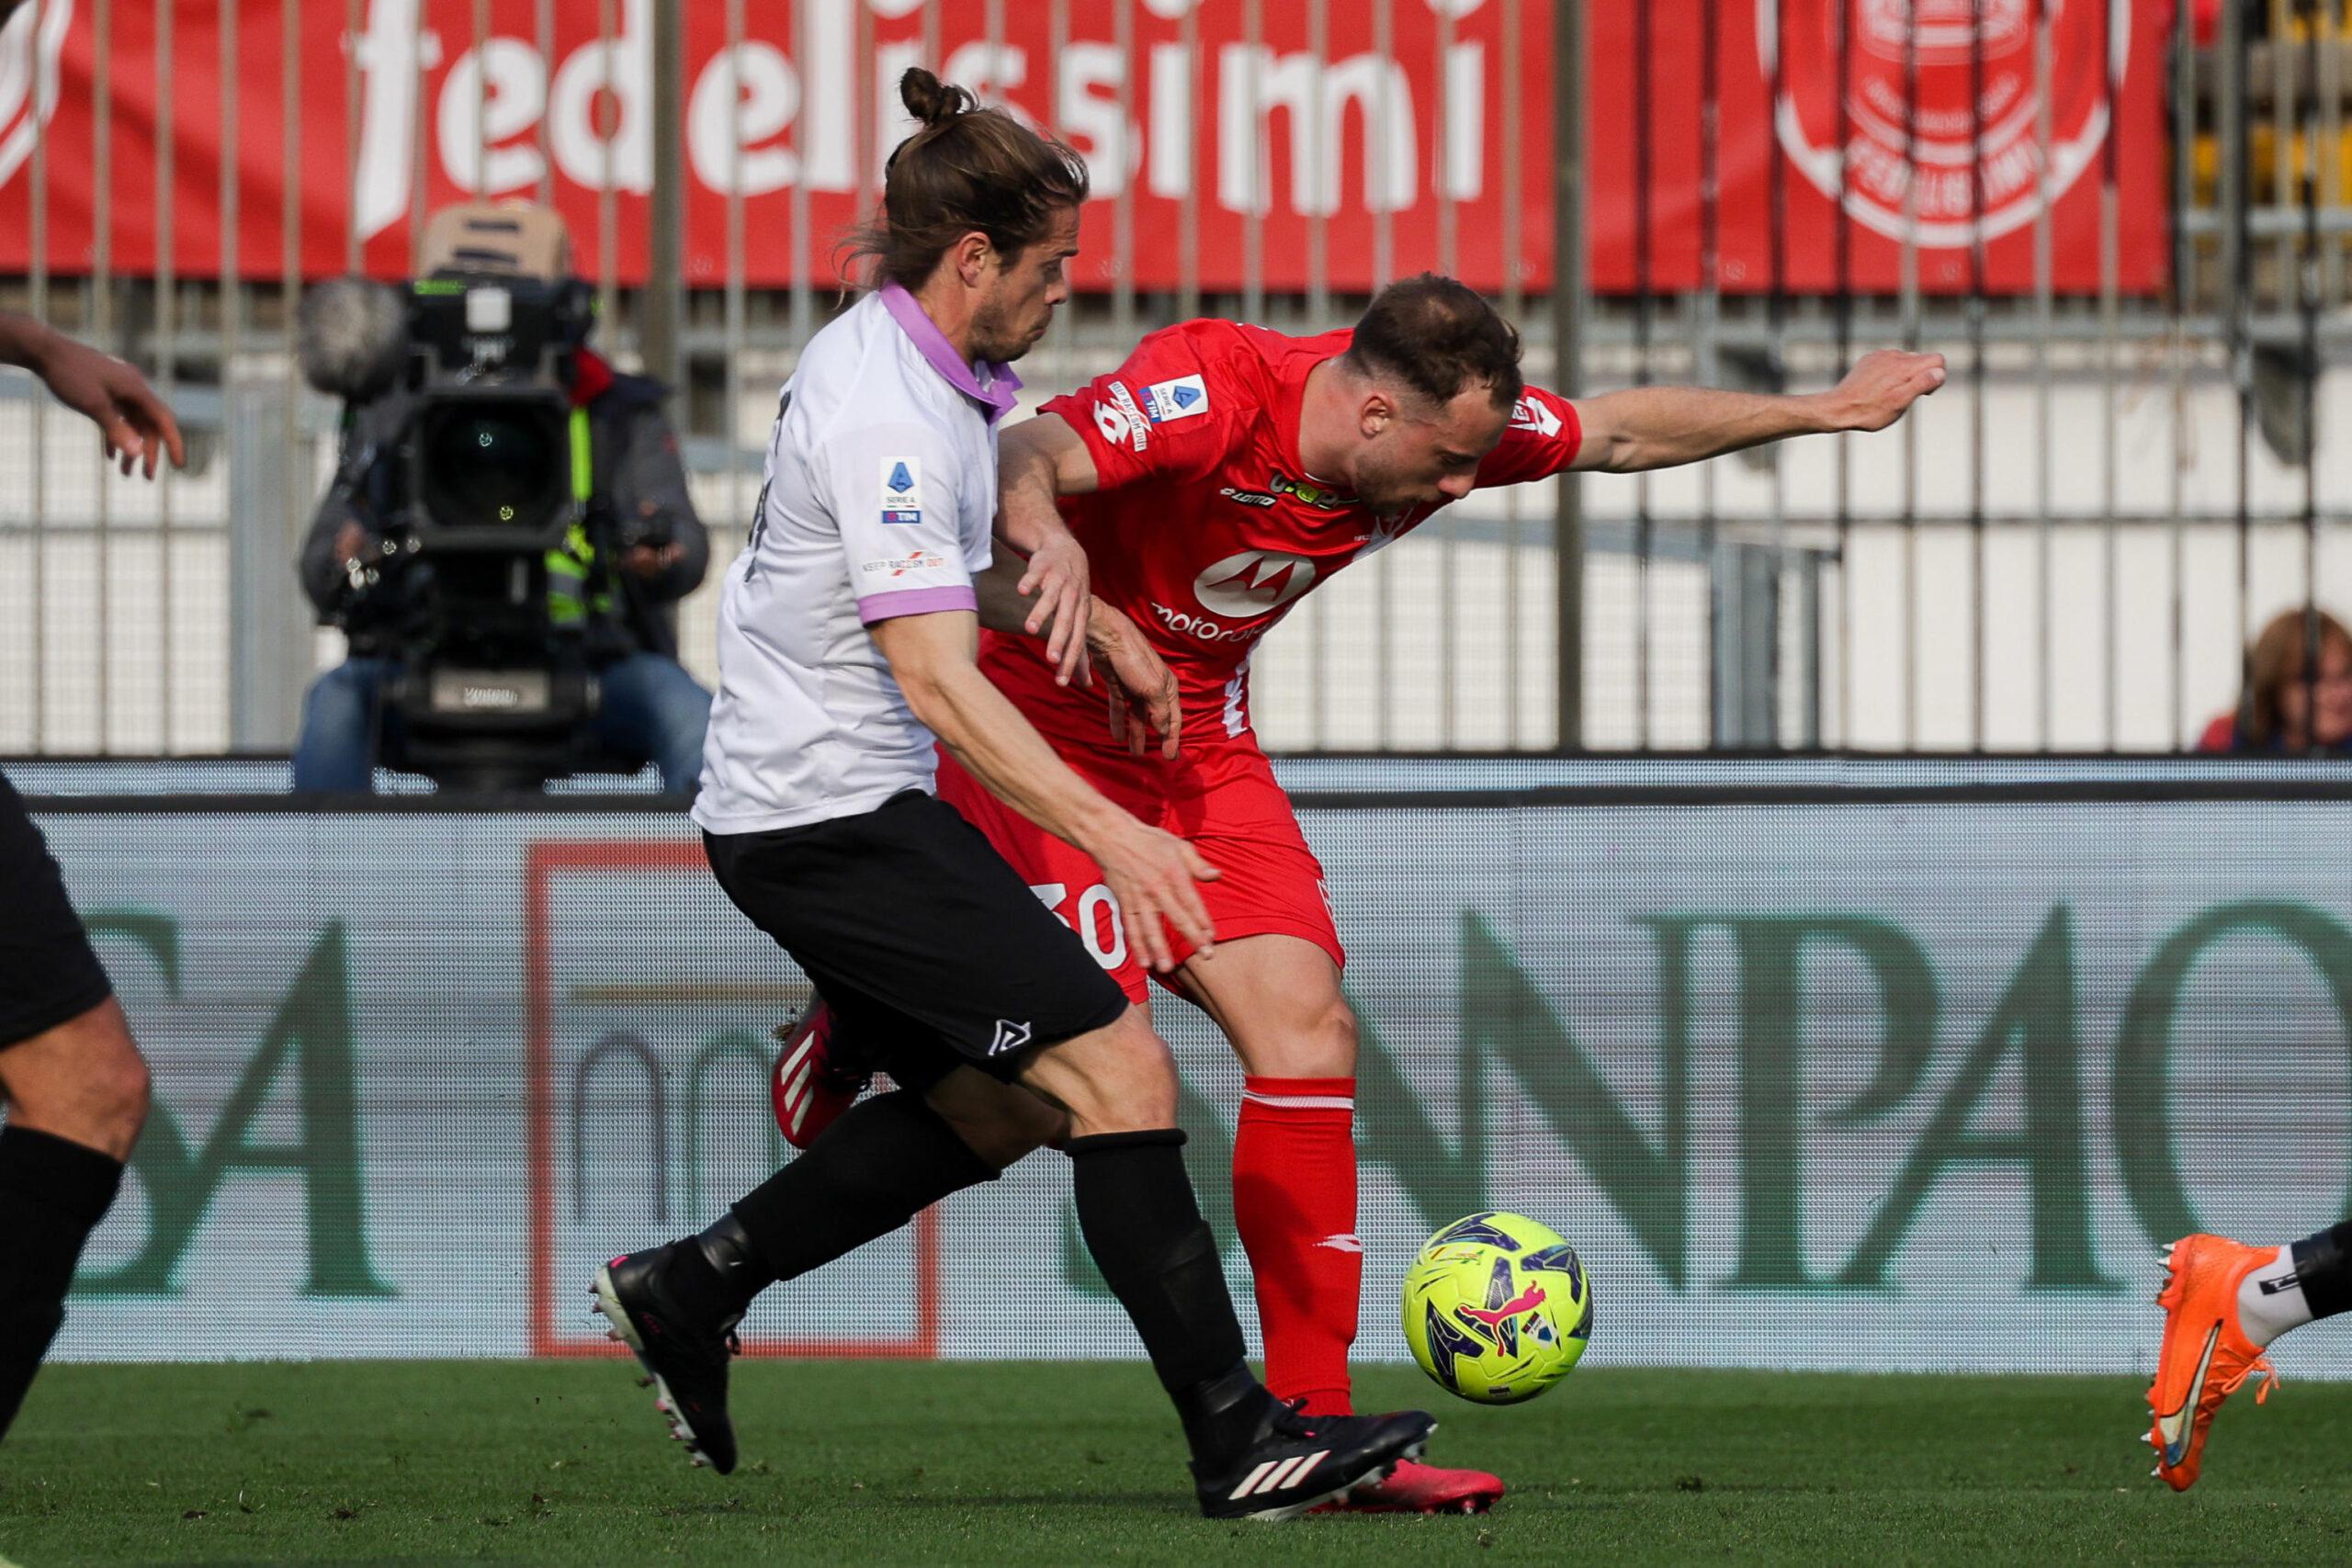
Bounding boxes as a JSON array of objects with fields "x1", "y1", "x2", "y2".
[
  {"x1": 1028, "y1": 882, "x2": 1127, "y2": 970},
  {"x1": 743, "y1": 388, "x2": 792, "y2": 581}
]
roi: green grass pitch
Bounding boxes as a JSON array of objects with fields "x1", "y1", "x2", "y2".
[{"x1": 5, "y1": 1360, "x2": 2350, "y2": 1565}]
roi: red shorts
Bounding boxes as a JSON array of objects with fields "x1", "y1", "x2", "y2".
[{"x1": 933, "y1": 739, "x2": 1343, "y2": 1005}]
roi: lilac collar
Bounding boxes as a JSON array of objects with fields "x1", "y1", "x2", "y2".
[{"x1": 877, "y1": 283, "x2": 1023, "y2": 425}]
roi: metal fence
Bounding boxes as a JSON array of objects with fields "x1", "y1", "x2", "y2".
[{"x1": 2, "y1": 1, "x2": 2350, "y2": 760}]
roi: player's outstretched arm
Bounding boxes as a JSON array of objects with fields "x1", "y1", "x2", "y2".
[
  {"x1": 872, "y1": 607, "x2": 1216, "y2": 970},
  {"x1": 0, "y1": 311, "x2": 187, "y2": 479},
  {"x1": 1569, "y1": 347, "x2": 1945, "y2": 473},
  {"x1": 994, "y1": 412, "x2": 1108, "y2": 687}
]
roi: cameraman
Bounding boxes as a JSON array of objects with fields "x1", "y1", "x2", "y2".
[{"x1": 290, "y1": 202, "x2": 712, "y2": 795}]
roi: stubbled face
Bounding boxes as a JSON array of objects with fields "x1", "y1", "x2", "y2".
[
  {"x1": 967, "y1": 206, "x2": 1080, "y2": 365},
  {"x1": 2278, "y1": 639, "x2": 2352, "y2": 747},
  {"x1": 1344, "y1": 381, "x2": 1511, "y2": 514}
]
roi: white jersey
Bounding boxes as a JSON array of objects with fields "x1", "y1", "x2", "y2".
[{"x1": 693, "y1": 287, "x2": 1022, "y2": 834}]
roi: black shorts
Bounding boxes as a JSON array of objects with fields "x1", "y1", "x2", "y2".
[
  {"x1": 703, "y1": 788, "x2": 1130, "y2": 1093},
  {"x1": 0, "y1": 771, "x2": 114, "y2": 1050}
]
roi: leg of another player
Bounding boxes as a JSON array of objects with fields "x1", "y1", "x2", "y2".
[
  {"x1": 2148, "y1": 1221, "x2": 2352, "y2": 1491},
  {"x1": 2236, "y1": 1220, "x2": 2352, "y2": 1346},
  {"x1": 670, "y1": 1068, "x2": 1060, "y2": 1325},
  {"x1": 1175, "y1": 934, "x2": 1361, "y2": 1416},
  {"x1": 1013, "y1": 1007, "x2": 1296, "y2": 1468},
  {"x1": 0, "y1": 998, "x2": 152, "y2": 1440},
  {"x1": 1177, "y1": 933, "x2": 1508, "y2": 1514},
  {"x1": 1020, "y1": 1007, "x2": 1442, "y2": 1519},
  {"x1": 592, "y1": 1066, "x2": 1060, "y2": 1473}
]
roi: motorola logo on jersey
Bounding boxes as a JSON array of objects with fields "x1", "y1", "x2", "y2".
[
  {"x1": 1148, "y1": 603, "x2": 1261, "y2": 644},
  {"x1": 1192, "y1": 550, "x2": 1319, "y2": 618}
]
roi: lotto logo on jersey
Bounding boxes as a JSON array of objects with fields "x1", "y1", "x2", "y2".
[
  {"x1": 880, "y1": 457, "x2": 922, "y2": 525},
  {"x1": 1510, "y1": 396, "x2": 1562, "y2": 439},
  {"x1": 1142, "y1": 374, "x2": 1209, "y2": 423}
]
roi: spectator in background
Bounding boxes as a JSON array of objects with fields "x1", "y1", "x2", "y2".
[{"x1": 2197, "y1": 607, "x2": 2352, "y2": 753}]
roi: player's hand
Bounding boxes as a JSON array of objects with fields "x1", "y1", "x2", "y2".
[
  {"x1": 1086, "y1": 601, "x2": 1182, "y2": 760},
  {"x1": 1090, "y1": 819, "x2": 1219, "y2": 973},
  {"x1": 1826, "y1": 349, "x2": 1946, "y2": 433},
  {"x1": 1017, "y1": 523, "x2": 1093, "y2": 688},
  {"x1": 31, "y1": 332, "x2": 187, "y2": 479}
]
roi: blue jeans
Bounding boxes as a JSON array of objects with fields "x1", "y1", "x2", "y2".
[{"x1": 291, "y1": 653, "x2": 712, "y2": 795}]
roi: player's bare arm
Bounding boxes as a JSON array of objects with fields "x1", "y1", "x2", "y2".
[
  {"x1": 869, "y1": 607, "x2": 1216, "y2": 969},
  {"x1": 1001, "y1": 408, "x2": 1105, "y2": 499},
  {"x1": 1083, "y1": 601, "x2": 1183, "y2": 761},
  {"x1": 990, "y1": 413, "x2": 1107, "y2": 690},
  {"x1": 993, "y1": 513, "x2": 1091, "y2": 687},
  {"x1": 0, "y1": 311, "x2": 187, "y2": 479},
  {"x1": 1567, "y1": 348, "x2": 1946, "y2": 473},
  {"x1": 970, "y1": 558, "x2": 1183, "y2": 757}
]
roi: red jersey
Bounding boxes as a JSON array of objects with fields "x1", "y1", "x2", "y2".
[{"x1": 978, "y1": 318, "x2": 1582, "y2": 750}]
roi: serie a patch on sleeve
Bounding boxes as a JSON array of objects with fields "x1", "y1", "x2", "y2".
[
  {"x1": 1142, "y1": 373, "x2": 1209, "y2": 423},
  {"x1": 881, "y1": 456, "x2": 922, "y2": 525}
]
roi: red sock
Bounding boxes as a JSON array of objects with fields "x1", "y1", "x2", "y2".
[{"x1": 1233, "y1": 1075, "x2": 1360, "y2": 1416}]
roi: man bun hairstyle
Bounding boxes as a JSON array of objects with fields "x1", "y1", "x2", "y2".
[
  {"x1": 899, "y1": 66, "x2": 973, "y2": 128},
  {"x1": 845, "y1": 68, "x2": 1091, "y2": 291},
  {"x1": 1345, "y1": 273, "x2": 1524, "y2": 413}
]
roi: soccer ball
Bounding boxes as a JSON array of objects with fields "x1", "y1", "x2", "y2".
[{"x1": 1400, "y1": 1212, "x2": 1592, "y2": 1404}]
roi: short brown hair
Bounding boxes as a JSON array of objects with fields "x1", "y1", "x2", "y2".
[
  {"x1": 1343, "y1": 274, "x2": 1524, "y2": 412},
  {"x1": 844, "y1": 70, "x2": 1090, "y2": 291},
  {"x1": 2242, "y1": 607, "x2": 2352, "y2": 744}
]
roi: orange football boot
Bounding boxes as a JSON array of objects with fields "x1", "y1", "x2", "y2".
[{"x1": 2146, "y1": 1234, "x2": 2281, "y2": 1492}]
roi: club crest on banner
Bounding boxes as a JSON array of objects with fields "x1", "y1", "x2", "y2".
[
  {"x1": 0, "y1": 0, "x2": 73, "y2": 192},
  {"x1": 1760, "y1": 0, "x2": 2126, "y2": 248}
]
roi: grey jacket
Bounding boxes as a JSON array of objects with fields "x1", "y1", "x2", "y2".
[{"x1": 299, "y1": 363, "x2": 709, "y2": 660}]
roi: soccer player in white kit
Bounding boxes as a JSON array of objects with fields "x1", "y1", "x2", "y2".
[{"x1": 590, "y1": 70, "x2": 1438, "y2": 1520}]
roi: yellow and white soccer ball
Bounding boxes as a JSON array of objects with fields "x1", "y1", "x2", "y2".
[{"x1": 1400, "y1": 1212, "x2": 1592, "y2": 1404}]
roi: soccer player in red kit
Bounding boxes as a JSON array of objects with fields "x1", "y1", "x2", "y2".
[{"x1": 779, "y1": 274, "x2": 1945, "y2": 1512}]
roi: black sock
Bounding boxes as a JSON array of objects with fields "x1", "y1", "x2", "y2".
[
  {"x1": 2290, "y1": 1220, "x2": 2352, "y2": 1322},
  {"x1": 701, "y1": 1089, "x2": 998, "y2": 1313},
  {"x1": 0, "y1": 1126, "x2": 127, "y2": 1440},
  {"x1": 1066, "y1": 1130, "x2": 1272, "y2": 1472}
]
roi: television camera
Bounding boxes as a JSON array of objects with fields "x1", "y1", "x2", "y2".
[{"x1": 299, "y1": 268, "x2": 653, "y2": 789}]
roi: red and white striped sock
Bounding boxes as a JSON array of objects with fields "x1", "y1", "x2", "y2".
[{"x1": 1233, "y1": 1074, "x2": 1360, "y2": 1416}]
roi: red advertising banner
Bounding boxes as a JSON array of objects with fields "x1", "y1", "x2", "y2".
[
  {"x1": 0, "y1": 1, "x2": 2166, "y2": 297},
  {"x1": 1586, "y1": 0, "x2": 2174, "y2": 295}
]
